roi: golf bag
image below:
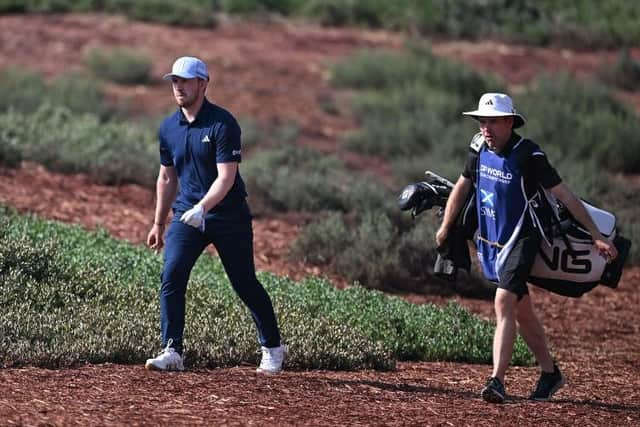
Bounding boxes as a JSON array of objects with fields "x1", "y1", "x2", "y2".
[{"x1": 397, "y1": 170, "x2": 631, "y2": 297}]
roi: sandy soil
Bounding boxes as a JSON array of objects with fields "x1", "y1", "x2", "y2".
[{"x1": 0, "y1": 13, "x2": 639, "y2": 426}]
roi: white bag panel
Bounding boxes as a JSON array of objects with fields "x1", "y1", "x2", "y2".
[
  {"x1": 530, "y1": 234, "x2": 612, "y2": 284},
  {"x1": 582, "y1": 200, "x2": 616, "y2": 236}
]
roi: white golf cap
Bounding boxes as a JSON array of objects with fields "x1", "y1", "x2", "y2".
[
  {"x1": 462, "y1": 93, "x2": 526, "y2": 128},
  {"x1": 163, "y1": 56, "x2": 209, "y2": 80}
]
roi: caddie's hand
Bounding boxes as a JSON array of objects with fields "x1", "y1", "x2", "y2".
[
  {"x1": 180, "y1": 203, "x2": 205, "y2": 231},
  {"x1": 147, "y1": 224, "x2": 165, "y2": 253},
  {"x1": 594, "y1": 238, "x2": 618, "y2": 264},
  {"x1": 435, "y1": 225, "x2": 449, "y2": 248}
]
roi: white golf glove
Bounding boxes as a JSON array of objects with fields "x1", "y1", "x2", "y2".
[{"x1": 180, "y1": 203, "x2": 205, "y2": 231}]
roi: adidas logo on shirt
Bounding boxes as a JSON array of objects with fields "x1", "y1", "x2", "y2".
[{"x1": 202, "y1": 135, "x2": 211, "y2": 143}]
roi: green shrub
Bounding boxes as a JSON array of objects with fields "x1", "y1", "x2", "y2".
[
  {"x1": 108, "y1": 0, "x2": 217, "y2": 27},
  {"x1": 4, "y1": 1, "x2": 639, "y2": 47},
  {"x1": 48, "y1": 72, "x2": 121, "y2": 119},
  {"x1": 301, "y1": 0, "x2": 403, "y2": 28},
  {"x1": 520, "y1": 73, "x2": 640, "y2": 174},
  {"x1": 599, "y1": 48, "x2": 640, "y2": 91},
  {"x1": 331, "y1": 46, "x2": 500, "y2": 158},
  {"x1": 0, "y1": 0, "x2": 27, "y2": 13},
  {"x1": 331, "y1": 44, "x2": 501, "y2": 95},
  {"x1": 244, "y1": 145, "x2": 347, "y2": 212},
  {"x1": 221, "y1": 0, "x2": 304, "y2": 15},
  {"x1": 238, "y1": 116, "x2": 261, "y2": 148},
  {"x1": 0, "y1": 104, "x2": 157, "y2": 185},
  {"x1": 244, "y1": 144, "x2": 396, "y2": 214},
  {"x1": 0, "y1": 125, "x2": 22, "y2": 167},
  {"x1": 0, "y1": 208, "x2": 534, "y2": 369},
  {"x1": 291, "y1": 211, "x2": 350, "y2": 266},
  {"x1": 0, "y1": 68, "x2": 120, "y2": 119},
  {"x1": 0, "y1": 68, "x2": 47, "y2": 113},
  {"x1": 85, "y1": 47, "x2": 153, "y2": 85},
  {"x1": 333, "y1": 213, "x2": 402, "y2": 289}
]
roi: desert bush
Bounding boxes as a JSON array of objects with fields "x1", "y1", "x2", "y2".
[
  {"x1": 290, "y1": 211, "x2": 350, "y2": 266},
  {"x1": 344, "y1": 85, "x2": 474, "y2": 157},
  {"x1": 244, "y1": 144, "x2": 429, "y2": 289},
  {"x1": 292, "y1": 212, "x2": 404, "y2": 290},
  {"x1": 292, "y1": 207, "x2": 492, "y2": 296},
  {"x1": 331, "y1": 44, "x2": 500, "y2": 95},
  {"x1": 302, "y1": 0, "x2": 640, "y2": 48},
  {"x1": 0, "y1": 68, "x2": 120, "y2": 119},
  {"x1": 334, "y1": 213, "x2": 404, "y2": 290},
  {"x1": 244, "y1": 144, "x2": 398, "y2": 216},
  {"x1": 3, "y1": 1, "x2": 639, "y2": 47},
  {"x1": 221, "y1": 0, "x2": 304, "y2": 15},
  {"x1": 244, "y1": 145, "x2": 347, "y2": 212},
  {"x1": 237, "y1": 116, "x2": 261, "y2": 148},
  {"x1": 85, "y1": 47, "x2": 153, "y2": 85},
  {"x1": 599, "y1": 49, "x2": 640, "y2": 91},
  {"x1": 0, "y1": 208, "x2": 534, "y2": 369},
  {"x1": 331, "y1": 46, "x2": 499, "y2": 158},
  {"x1": 48, "y1": 71, "x2": 121, "y2": 118},
  {"x1": 109, "y1": 0, "x2": 216, "y2": 27},
  {"x1": 519, "y1": 73, "x2": 640, "y2": 174},
  {"x1": 0, "y1": 0, "x2": 216, "y2": 26},
  {"x1": 0, "y1": 104, "x2": 157, "y2": 185},
  {"x1": 301, "y1": 0, "x2": 403, "y2": 28},
  {"x1": 0, "y1": 68, "x2": 47, "y2": 113}
]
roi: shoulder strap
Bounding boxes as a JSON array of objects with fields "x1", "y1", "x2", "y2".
[
  {"x1": 469, "y1": 132, "x2": 484, "y2": 153},
  {"x1": 511, "y1": 138, "x2": 537, "y2": 170}
]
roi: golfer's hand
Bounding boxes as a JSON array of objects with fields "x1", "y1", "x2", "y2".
[
  {"x1": 147, "y1": 224, "x2": 165, "y2": 253},
  {"x1": 180, "y1": 204, "x2": 205, "y2": 231}
]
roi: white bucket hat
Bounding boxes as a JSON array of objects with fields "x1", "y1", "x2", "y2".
[{"x1": 462, "y1": 93, "x2": 526, "y2": 128}]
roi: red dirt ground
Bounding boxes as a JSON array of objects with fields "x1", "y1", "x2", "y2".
[{"x1": 1, "y1": 14, "x2": 639, "y2": 426}]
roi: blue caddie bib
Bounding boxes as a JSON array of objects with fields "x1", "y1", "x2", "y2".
[{"x1": 476, "y1": 138, "x2": 529, "y2": 282}]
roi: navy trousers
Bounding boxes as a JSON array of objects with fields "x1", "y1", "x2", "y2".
[{"x1": 159, "y1": 215, "x2": 281, "y2": 354}]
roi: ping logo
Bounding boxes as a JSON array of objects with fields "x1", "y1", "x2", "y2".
[
  {"x1": 201, "y1": 135, "x2": 211, "y2": 143},
  {"x1": 539, "y1": 247, "x2": 592, "y2": 274}
]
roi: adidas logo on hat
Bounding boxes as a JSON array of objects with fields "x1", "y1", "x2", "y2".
[{"x1": 462, "y1": 93, "x2": 526, "y2": 128}]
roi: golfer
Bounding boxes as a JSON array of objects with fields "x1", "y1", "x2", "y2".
[{"x1": 145, "y1": 56, "x2": 286, "y2": 373}]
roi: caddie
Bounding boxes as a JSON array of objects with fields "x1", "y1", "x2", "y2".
[{"x1": 435, "y1": 93, "x2": 618, "y2": 403}]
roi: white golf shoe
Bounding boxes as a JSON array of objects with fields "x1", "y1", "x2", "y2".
[
  {"x1": 145, "y1": 339, "x2": 184, "y2": 371},
  {"x1": 256, "y1": 344, "x2": 287, "y2": 374}
]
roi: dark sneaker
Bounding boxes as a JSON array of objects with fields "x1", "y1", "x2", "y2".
[
  {"x1": 530, "y1": 364, "x2": 566, "y2": 401},
  {"x1": 481, "y1": 377, "x2": 506, "y2": 404}
]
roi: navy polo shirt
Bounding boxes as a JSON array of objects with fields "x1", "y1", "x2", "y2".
[{"x1": 158, "y1": 98, "x2": 248, "y2": 218}]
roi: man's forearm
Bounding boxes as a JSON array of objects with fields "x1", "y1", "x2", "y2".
[
  {"x1": 563, "y1": 195, "x2": 605, "y2": 240},
  {"x1": 154, "y1": 179, "x2": 177, "y2": 224},
  {"x1": 198, "y1": 176, "x2": 234, "y2": 212},
  {"x1": 551, "y1": 183, "x2": 605, "y2": 240},
  {"x1": 441, "y1": 176, "x2": 472, "y2": 230}
]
